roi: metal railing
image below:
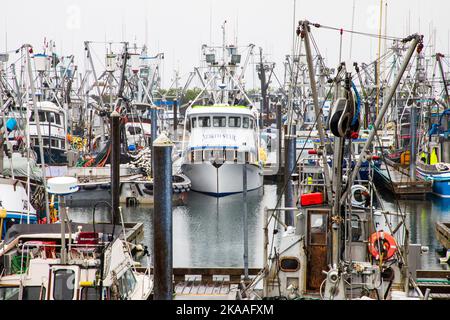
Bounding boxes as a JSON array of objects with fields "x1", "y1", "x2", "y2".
[{"x1": 185, "y1": 149, "x2": 259, "y2": 165}]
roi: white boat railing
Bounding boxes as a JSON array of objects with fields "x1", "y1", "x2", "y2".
[{"x1": 186, "y1": 149, "x2": 259, "y2": 165}]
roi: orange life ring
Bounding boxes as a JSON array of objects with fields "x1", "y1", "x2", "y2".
[{"x1": 368, "y1": 231, "x2": 397, "y2": 261}]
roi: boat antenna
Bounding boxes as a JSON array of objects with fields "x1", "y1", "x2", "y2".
[
  {"x1": 209, "y1": 1, "x2": 213, "y2": 46},
  {"x1": 222, "y1": 20, "x2": 227, "y2": 63},
  {"x1": 4, "y1": 18, "x2": 7, "y2": 52},
  {"x1": 375, "y1": 0, "x2": 383, "y2": 119},
  {"x1": 145, "y1": 1, "x2": 149, "y2": 47},
  {"x1": 349, "y1": 0, "x2": 356, "y2": 60},
  {"x1": 235, "y1": 11, "x2": 238, "y2": 46},
  {"x1": 292, "y1": 0, "x2": 296, "y2": 62}
]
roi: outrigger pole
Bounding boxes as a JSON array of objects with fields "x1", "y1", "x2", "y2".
[{"x1": 301, "y1": 20, "x2": 333, "y2": 203}]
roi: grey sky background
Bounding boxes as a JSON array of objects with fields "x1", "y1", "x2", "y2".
[{"x1": 2, "y1": 0, "x2": 449, "y2": 88}]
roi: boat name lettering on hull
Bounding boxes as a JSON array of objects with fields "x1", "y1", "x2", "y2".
[{"x1": 202, "y1": 133, "x2": 237, "y2": 142}]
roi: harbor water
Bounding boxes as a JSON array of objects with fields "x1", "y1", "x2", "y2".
[{"x1": 68, "y1": 183, "x2": 449, "y2": 270}]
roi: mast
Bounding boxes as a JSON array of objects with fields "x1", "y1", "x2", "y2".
[
  {"x1": 437, "y1": 53, "x2": 450, "y2": 105},
  {"x1": 85, "y1": 41, "x2": 106, "y2": 143},
  {"x1": 376, "y1": 0, "x2": 383, "y2": 120},
  {"x1": 301, "y1": 21, "x2": 333, "y2": 203},
  {"x1": 25, "y1": 45, "x2": 51, "y2": 223},
  {"x1": 258, "y1": 47, "x2": 268, "y2": 128}
]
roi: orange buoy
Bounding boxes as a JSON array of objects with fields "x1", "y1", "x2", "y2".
[{"x1": 368, "y1": 231, "x2": 397, "y2": 261}]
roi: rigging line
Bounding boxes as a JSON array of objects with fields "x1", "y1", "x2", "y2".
[
  {"x1": 377, "y1": 0, "x2": 384, "y2": 120},
  {"x1": 267, "y1": 82, "x2": 335, "y2": 229},
  {"x1": 308, "y1": 21, "x2": 403, "y2": 41},
  {"x1": 286, "y1": 35, "x2": 303, "y2": 133},
  {"x1": 267, "y1": 115, "x2": 317, "y2": 228},
  {"x1": 373, "y1": 132, "x2": 407, "y2": 236},
  {"x1": 351, "y1": 50, "x2": 394, "y2": 82},
  {"x1": 272, "y1": 72, "x2": 288, "y2": 99}
]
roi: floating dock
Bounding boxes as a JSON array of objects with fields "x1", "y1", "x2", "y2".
[
  {"x1": 136, "y1": 268, "x2": 260, "y2": 300},
  {"x1": 436, "y1": 222, "x2": 450, "y2": 249}
]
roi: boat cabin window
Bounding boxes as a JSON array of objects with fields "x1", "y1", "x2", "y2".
[
  {"x1": 127, "y1": 126, "x2": 142, "y2": 135},
  {"x1": 0, "y1": 287, "x2": 19, "y2": 300},
  {"x1": 23, "y1": 286, "x2": 45, "y2": 300},
  {"x1": 43, "y1": 138, "x2": 50, "y2": 146},
  {"x1": 29, "y1": 111, "x2": 47, "y2": 123},
  {"x1": 118, "y1": 269, "x2": 137, "y2": 299},
  {"x1": 81, "y1": 287, "x2": 101, "y2": 300},
  {"x1": 309, "y1": 213, "x2": 327, "y2": 245},
  {"x1": 53, "y1": 269, "x2": 75, "y2": 300},
  {"x1": 243, "y1": 117, "x2": 250, "y2": 129},
  {"x1": 55, "y1": 113, "x2": 61, "y2": 125},
  {"x1": 249, "y1": 119, "x2": 255, "y2": 129},
  {"x1": 213, "y1": 117, "x2": 227, "y2": 128},
  {"x1": 280, "y1": 257, "x2": 300, "y2": 272},
  {"x1": 39, "y1": 111, "x2": 46, "y2": 122},
  {"x1": 229, "y1": 117, "x2": 241, "y2": 128},
  {"x1": 349, "y1": 214, "x2": 365, "y2": 242},
  {"x1": 51, "y1": 139, "x2": 58, "y2": 148},
  {"x1": 61, "y1": 140, "x2": 65, "y2": 149},
  {"x1": 48, "y1": 112, "x2": 56, "y2": 123},
  {"x1": 191, "y1": 117, "x2": 197, "y2": 128},
  {"x1": 198, "y1": 117, "x2": 211, "y2": 128}
]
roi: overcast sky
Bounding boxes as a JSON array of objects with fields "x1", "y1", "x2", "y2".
[{"x1": 2, "y1": 0, "x2": 449, "y2": 88}]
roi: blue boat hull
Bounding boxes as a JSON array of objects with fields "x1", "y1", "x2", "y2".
[
  {"x1": 432, "y1": 179, "x2": 450, "y2": 198},
  {"x1": 417, "y1": 169, "x2": 450, "y2": 198}
]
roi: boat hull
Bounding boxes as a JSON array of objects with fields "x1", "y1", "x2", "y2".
[
  {"x1": 182, "y1": 162, "x2": 263, "y2": 197},
  {"x1": 416, "y1": 168, "x2": 450, "y2": 198}
]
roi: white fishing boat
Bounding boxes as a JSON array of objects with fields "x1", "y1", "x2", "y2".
[
  {"x1": 180, "y1": 33, "x2": 264, "y2": 197},
  {"x1": 6, "y1": 101, "x2": 67, "y2": 164},
  {"x1": 29, "y1": 101, "x2": 67, "y2": 164},
  {"x1": 0, "y1": 222, "x2": 152, "y2": 300},
  {"x1": 182, "y1": 105, "x2": 263, "y2": 196},
  {"x1": 0, "y1": 177, "x2": 38, "y2": 235}
]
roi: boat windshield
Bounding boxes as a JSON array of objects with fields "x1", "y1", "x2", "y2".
[
  {"x1": 81, "y1": 287, "x2": 102, "y2": 300},
  {"x1": 22, "y1": 286, "x2": 45, "y2": 300},
  {"x1": 198, "y1": 117, "x2": 211, "y2": 128},
  {"x1": 213, "y1": 117, "x2": 226, "y2": 127},
  {"x1": 190, "y1": 115, "x2": 255, "y2": 130},
  {"x1": 53, "y1": 269, "x2": 75, "y2": 300},
  {"x1": 229, "y1": 117, "x2": 241, "y2": 128},
  {"x1": 0, "y1": 287, "x2": 19, "y2": 300}
]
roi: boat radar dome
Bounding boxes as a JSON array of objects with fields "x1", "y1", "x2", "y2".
[{"x1": 47, "y1": 177, "x2": 79, "y2": 195}]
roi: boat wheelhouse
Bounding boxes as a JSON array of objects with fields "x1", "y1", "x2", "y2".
[
  {"x1": 182, "y1": 105, "x2": 263, "y2": 196},
  {"x1": 28, "y1": 101, "x2": 67, "y2": 164}
]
